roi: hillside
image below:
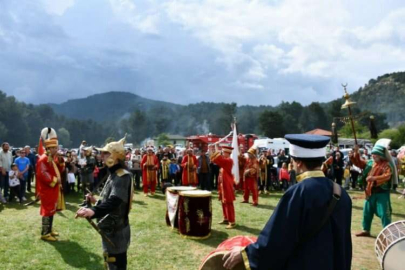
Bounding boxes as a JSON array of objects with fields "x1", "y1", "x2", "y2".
[
  {"x1": 350, "y1": 72, "x2": 405, "y2": 126},
  {"x1": 48, "y1": 91, "x2": 182, "y2": 122}
]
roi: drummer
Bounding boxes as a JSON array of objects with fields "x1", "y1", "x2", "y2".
[
  {"x1": 210, "y1": 145, "x2": 236, "y2": 229},
  {"x1": 223, "y1": 134, "x2": 353, "y2": 270}
]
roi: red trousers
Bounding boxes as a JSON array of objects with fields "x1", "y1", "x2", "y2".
[
  {"x1": 222, "y1": 202, "x2": 235, "y2": 223},
  {"x1": 143, "y1": 180, "x2": 156, "y2": 194},
  {"x1": 243, "y1": 177, "x2": 258, "y2": 205}
]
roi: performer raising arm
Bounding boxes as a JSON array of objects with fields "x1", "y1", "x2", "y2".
[{"x1": 211, "y1": 146, "x2": 236, "y2": 229}]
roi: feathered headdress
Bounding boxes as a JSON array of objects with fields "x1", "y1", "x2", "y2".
[{"x1": 40, "y1": 127, "x2": 58, "y2": 149}]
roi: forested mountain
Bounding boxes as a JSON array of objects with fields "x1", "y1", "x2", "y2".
[
  {"x1": 48, "y1": 91, "x2": 182, "y2": 123},
  {"x1": 350, "y1": 72, "x2": 405, "y2": 125},
  {"x1": 1, "y1": 71, "x2": 403, "y2": 147}
]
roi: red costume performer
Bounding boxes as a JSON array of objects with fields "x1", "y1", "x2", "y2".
[
  {"x1": 237, "y1": 145, "x2": 246, "y2": 192},
  {"x1": 141, "y1": 147, "x2": 159, "y2": 196},
  {"x1": 37, "y1": 127, "x2": 65, "y2": 241},
  {"x1": 211, "y1": 146, "x2": 236, "y2": 229},
  {"x1": 181, "y1": 149, "x2": 198, "y2": 186},
  {"x1": 242, "y1": 147, "x2": 259, "y2": 206}
]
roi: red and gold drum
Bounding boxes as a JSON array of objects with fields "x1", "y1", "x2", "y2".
[
  {"x1": 178, "y1": 190, "x2": 212, "y2": 239},
  {"x1": 199, "y1": 236, "x2": 257, "y2": 270},
  {"x1": 165, "y1": 186, "x2": 197, "y2": 229},
  {"x1": 375, "y1": 220, "x2": 405, "y2": 270}
]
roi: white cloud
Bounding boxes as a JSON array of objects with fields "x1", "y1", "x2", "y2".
[
  {"x1": 2, "y1": 0, "x2": 405, "y2": 106},
  {"x1": 109, "y1": 0, "x2": 160, "y2": 34},
  {"x1": 164, "y1": 0, "x2": 405, "y2": 92},
  {"x1": 41, "y1": 0, "x2": 75, "y2": 16},
  {"x1": 233, "y1": 80, "x2": 264, "y2": 90}
]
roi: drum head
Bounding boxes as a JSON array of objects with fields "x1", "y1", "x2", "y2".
[
  {"x1": 167, "y1": 186, "x2": 197, "y2": 192},
  {"x1": 180, "y1": 190, "x2": 212, "y2": 197},
  {"x1": 383, "y1": 238, "x2": 405, "y2": 270},
  {"x1": 199, "y1": 251, "x2": 246, "y2": 270}
]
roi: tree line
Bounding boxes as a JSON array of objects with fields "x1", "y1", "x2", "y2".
[{"x1": 0, "y1": 89, "x2": 401, "y2": 148}]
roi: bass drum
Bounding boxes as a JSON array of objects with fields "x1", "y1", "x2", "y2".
[
  {"x1": 199, "y1": 236, "x2": 257, "y2": 270},
  {"x1": 165, "y1": 186, "x2": 197, "y2": 229},
  {"x1": 375, "y1": 220, "x2": 405, "y2": 270}
]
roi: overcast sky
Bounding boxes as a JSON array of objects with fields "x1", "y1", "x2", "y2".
[{"x1": 1, "y1": 0, "x2": 404, "y2": 106}]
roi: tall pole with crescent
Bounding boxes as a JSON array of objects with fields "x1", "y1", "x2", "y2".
[{"x1": 341, "y1": 83, "x2": 358, "y2": 145}]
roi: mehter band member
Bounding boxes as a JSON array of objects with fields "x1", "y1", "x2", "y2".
[
  {"x1": 223, "y1": 134, "x2": 352, "y2": 270},
  {"x1": 76, "y1": 136, "x2": 133, "y2": 270},
  {"x1": 211, "y1": 146, "x2": 236, "y2": 229},
  {"x1": 37, "y1": 128, "x2": 65, "y2": 242}
]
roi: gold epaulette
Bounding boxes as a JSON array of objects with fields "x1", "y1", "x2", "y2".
[
  {"x1": 210, "y1": 151, "x2": 221, "y2": 162},
  {"x1": 116, "y1": 168, "x2": 130, "y2": 177}
]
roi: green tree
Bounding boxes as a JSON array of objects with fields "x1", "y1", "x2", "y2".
[
  {"x1": 124, "y1": 110, "x2": 148, "y2": 144},
  {"x1": 379, "y1": 124, "x2": 405, "y2": 148},
  {"x1": 214, "y1": 103, "x2": 237, "y2": 135},
  {"x1": 156, "y1": 133, "x2": 170, "y2": 146},
  {"x1": 58, "y1": 128, "x2": 72, "y2": 147},
  {"x1": 258, "y1": 110, "x2": 286, "y2": 138},
  {"x1": 338, "y1": 121, "x2": 368, "y2": 138}
]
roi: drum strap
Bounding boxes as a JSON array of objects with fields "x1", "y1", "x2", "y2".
[{"x1": 299, "y1": 180, "x2": 341, "y2": 246}]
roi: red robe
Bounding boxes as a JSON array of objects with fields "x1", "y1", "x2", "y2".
[
  {"x1": 37, "y1": 154, "x2": 65, "y2": 216},
  {"x1": 212, "y1": 153, "x2": 236, "y2": 223},
  {"x1": 243, "y1": 157, "x2": 259, "y2": 205},
  {"x1": 212, "y1": 154, "x2": 235, "y2": 203},
  {"x1": 141, "y1": 154, "x2": 159, "y2": 193},
  {"x1": 237, "y1": 154, "x2": 246, "y2": 191},
  {"x1": 181, "y1": 155, "x2": 198, "y2": 186}
]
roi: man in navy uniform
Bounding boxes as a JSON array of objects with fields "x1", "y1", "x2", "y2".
[{"x1": 223, "y1": 134, "x2": 352, "y2": 270}]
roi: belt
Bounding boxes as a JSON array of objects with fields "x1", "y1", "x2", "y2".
[{"x1": 372, "y1": 187, "x2": 389, "y2": 194}]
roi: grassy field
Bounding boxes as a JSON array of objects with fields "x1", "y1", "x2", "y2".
[{"x1": 1, "y1": 186, "x2": 404, "y2": 270}]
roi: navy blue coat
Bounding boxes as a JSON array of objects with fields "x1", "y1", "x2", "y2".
[{"x1": 244, "y1": 175, "x2": 352, "y2": 270}]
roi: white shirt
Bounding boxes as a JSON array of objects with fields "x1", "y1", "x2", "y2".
[
  {"x1": 0, "y1": 150, "x2": 13, "y2": 171},
  {"x1": 9, "y1": 170, "x2": 20, "y2": 187}
]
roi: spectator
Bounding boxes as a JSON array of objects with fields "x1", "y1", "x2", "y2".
[
  {"x1": 288, "y1": 162, "x2": 296, "y2": 186},
  {"x1": 131, "y1": 149, "x2": 142, "y2": 190},
  {"x1": 198, "y1": 150, "x2": 211, "y2": 191},
  {"x1": 279, "y1": 162, "x2": 290, "y2": 191},
  {"x1": 170, "y1": 147, "x2": 177, "y2": 159},
  {"x1": 65, "y1": 151, "x2": 77, "y2": 193},
  {"x1": 277, "y1": 150, "x2": 289, "y2": 169},
  {"x1": 347, "y1": 150, "x2": 361, "y2": 190},
  {"x1": 79, "y1": 147, "x2": 96, "y2": 205},
  {"x1": 333, "y1": 152, "x2": 344, "y2": 185},
  {"x1": 177, "y1": 150, "x2": 184, "y2": 185},
  {"x1": 266, "y1": 149, "x2": 278, "y2": 191},
  {"x1": 24, "y1": 146, "x2": 36, "y2": 193},
  {"x1": 362, "y1": 148, "x2": 371, "y2": 160},
  {"x1": 8, "y1": 164, "x2": 22, "y2": 203},
  {"x1": 13, "y1": 149, "x2": 20, "y2": 162},
  {"x1": 161, "y1": 153, "x2": 171, "y2": 185},
  {"x1": 0, "y1": 142, "x2": 13, "y2": 200},
  {"x1": 14, "y1": 149, "x2": 30, "y2": 201},
  {"x1": 169, "y1": 158, "x2": 179, "y2": 186}
]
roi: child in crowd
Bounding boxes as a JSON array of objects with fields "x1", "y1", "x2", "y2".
[
  {"x1": 288, "y1": 163, "x2": 296, "y2": 186},
  {"x1": 169, "y1": 158, "x2": 179, "y2": 186},
  {"x1": 8, "y1": 164, "x2": 22, "y2": 203},
  {"x1": 67, "y1": 166, "x2": 76, "y2": 193},
  {"x1": 279, "y1": 162, "x2": 290, "y2": 191}
]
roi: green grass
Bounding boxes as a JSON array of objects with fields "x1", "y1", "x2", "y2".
[{"x1": 1, "y1": 187, "x2": 404, "y2": 270}]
